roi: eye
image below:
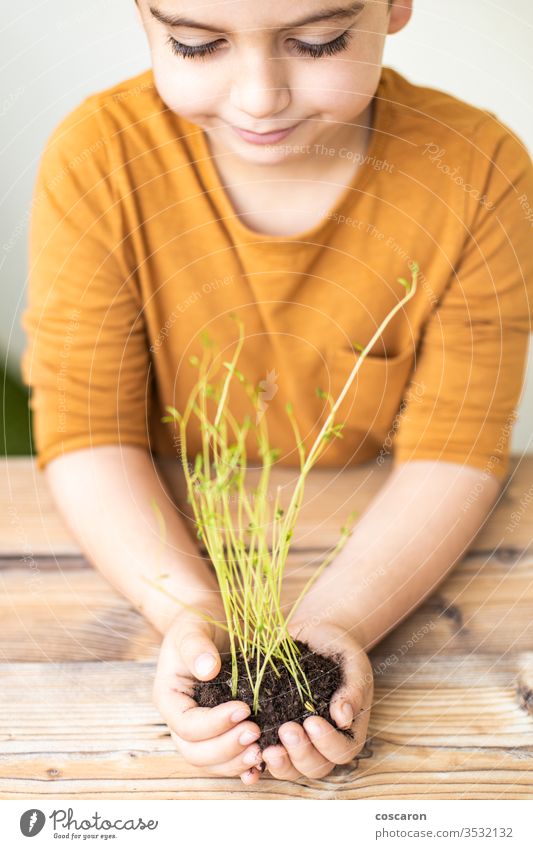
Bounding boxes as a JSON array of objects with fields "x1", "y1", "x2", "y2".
[
  {"x1": 166, "y1": 28, "x2": 353, "y2": 61},
  {"x1": 290, "y1": 29, "x2": 353, "y2": 59},
  {"x1": 166, "y1": 34, "x2": 225, "y2": 60}
]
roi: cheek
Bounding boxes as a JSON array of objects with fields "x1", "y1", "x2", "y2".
[
  {"x1": 152, "y1": 57, "x2": 222, "y2": 119},
  {"x1": 302, "y1": 64, "x2": 381, "y2": 118}
]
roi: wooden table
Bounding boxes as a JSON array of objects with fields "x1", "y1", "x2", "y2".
[{"x1": 1, "y1": 456, "x2": 532, "y2": 799}]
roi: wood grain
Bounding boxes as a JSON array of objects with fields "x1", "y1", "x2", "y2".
[
  {"x1": 0, "y1": 456, "x2": 532, "y2": 799},
  {"x1": 1, "y1": 660, "x2": 532, "y2": 799}
]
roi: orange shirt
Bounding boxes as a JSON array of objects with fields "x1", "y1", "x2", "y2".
[{"x1": 22, "y1": 67, "x2": 533, "y2": 481}]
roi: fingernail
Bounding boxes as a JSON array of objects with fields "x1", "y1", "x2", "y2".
[
  {"x1": 340, "y1": 702, "x2": 354, "y2": 726},
  {"x1": 243, "y1": 747, "x2": 261, "y2": 765},
  {"x1": 195, "y1": 653, "x2": 217, "y2": 676},
  {"x1": 239, "y1": 729, "x2": 259, "y2": 746},
  {"x1": 231, "y1": 705, "x2": 251, "y2": 723}
]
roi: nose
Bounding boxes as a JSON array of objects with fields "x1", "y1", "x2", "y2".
[{"x1": 229, "y1": 49, "x2": 291, "y2": 122}]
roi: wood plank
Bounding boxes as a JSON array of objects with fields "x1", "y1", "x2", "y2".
[
  {"x1": 1, "y1": 661, "x2": 532, "y2": 799},
  {"x1": 1, "y1": 550, "x2": 532, "y2": 662},
  {"x1": 1, "y1": 745, "x2": 532, "y2": 799},
  {"x1": 2, "y1": 659, "x2": 531, "y2": 739},
  {"x1": 1, "y1": 456, "x2": 532, "y2": 557},
  {"x1": 0, "y1": 562, "x2": 161, "y2": 662}
]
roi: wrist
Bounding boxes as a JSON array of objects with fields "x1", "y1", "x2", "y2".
[
  {"x1": 143, "y1": 574, "x2": 224, "y2": 636},
  {"x1": 288, "y1": 582, "x2": 369, "y2": 649},
  {"x1": 288, "y1": 556, "x2": 375, "y2": 649},
  {"x1": 290, "y1": 611, "x2": 368, "y2": 649}
]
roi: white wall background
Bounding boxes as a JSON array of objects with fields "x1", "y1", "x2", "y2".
[{"x1": 1, "y1": 0, "x2": 532, "y2": 450}]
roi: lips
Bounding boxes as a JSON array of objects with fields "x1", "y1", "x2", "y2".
[{"x1": 232, "y1": 122, "x2": 301, "y2": 145}]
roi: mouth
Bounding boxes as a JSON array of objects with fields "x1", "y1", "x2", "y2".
[{"x1": 232, "y1": 122, "x2": 301, "y2": 145}]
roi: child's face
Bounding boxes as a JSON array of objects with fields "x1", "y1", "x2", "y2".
[{"x1": 135, "y1": 0, "x2": 411, "y2": 163}]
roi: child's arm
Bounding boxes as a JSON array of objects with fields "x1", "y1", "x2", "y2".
[
  {"x1": 290, "y1": 459, "x2": 501, "y2": 649},
  {"x1": 45, "y1": 444, "x2": 219, "y2": 634},
  {"x1": 45, "y1": 444, "x2": 265, "y2": 784}
]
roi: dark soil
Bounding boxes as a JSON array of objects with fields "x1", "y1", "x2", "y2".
[{"x1": 194, "y1": 640, "x2": 354, "y2": 756}]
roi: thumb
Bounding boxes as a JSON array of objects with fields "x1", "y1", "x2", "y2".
[
  {"x1": 330, "y1": 646, "x2": 373, "y2": 730},
  {"x1": 173, "y1": 614, "x2": 222, "y2": 681}
]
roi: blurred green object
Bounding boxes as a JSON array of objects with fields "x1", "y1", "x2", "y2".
[{"x1": 1, "y1": 367, "x2": 33, "y2": 456}]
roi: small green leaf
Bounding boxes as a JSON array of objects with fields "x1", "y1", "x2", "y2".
[
  {"x1": 397, "y1": 277, "x2": 411, "y2": 291},
  {"x1": 316, "y1": 387, "x2": 327, "y2": 399},
  {"x1": 164, "y1": 405, "x2": 180, "y2": 419},
  {"x1": 322, "y1": 423, "x2": 345, "y2": 442},
  {"x1": 285, "y1": 401, "x2": 293, "y2": 414},
  {"x1": 351, "y1": 341, "x2": 365, "y2": 352},
  {"x1": 189, "y1": 354, "x2": 200, "y2": 367},
  {"x1": 199, "y1": 330, "x2": 214, "y2": 348},
  {"x1": 162, "y1": 406, "x2": 181, "y2": 424}
]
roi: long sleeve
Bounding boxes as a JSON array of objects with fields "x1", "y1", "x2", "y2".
[
  {"x1": 393, "y1": 116, "x2": 533, "y2": 481},
  {"x1": 21, "y1": 96, "x2": 151, "y2": 470}
]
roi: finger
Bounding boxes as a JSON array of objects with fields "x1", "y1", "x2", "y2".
[
  {"x1": 347, "y1": 701, "x2": 372, "y2": 755},
  {"x1": 302, "y1": 715, "x2": 362, "y2": 763},
  {"x1": 329, "y1": 647, "x2": 373, "y2": 731},
  {"x1": 171, "y1": 730, "x2": 264, "y2": 775},
  {"x1": 240, "y1": 767, "x2": 262, "y2": 785},
  {"x1": 277, "y1": 722, "x2": 335, "y2": 779},
  {"x1": 155, "y1": 676, "x2": 253, "y2": 742},
  {"x1": 171, "y1": 720, "x2": 262, "y2": 767},
  {"x1": 207, "y1": 744, "x2": 264, "y2": 776},
  {"x1": 174, "y1": 623, "x2": 222, "y2": 681},
  {"x1": 262, "y1": 744, "x2": 301, "y2": 781}
]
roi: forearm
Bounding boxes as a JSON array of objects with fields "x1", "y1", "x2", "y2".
[
  {"x1": 45, "y1": 444, "x2": 220, "y2": 634},
  {"x1": 292, "y1": 460, "x2": 501, "y2": 652}
]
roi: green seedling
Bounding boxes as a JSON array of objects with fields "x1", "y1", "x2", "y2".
[{"x1": 148, "y1": 264, "x2": 419, "y2": 712}]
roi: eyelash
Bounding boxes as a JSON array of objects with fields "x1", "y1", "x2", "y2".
[{"x1": 166, "y1": 29, "x2": 353, "y2": 61}]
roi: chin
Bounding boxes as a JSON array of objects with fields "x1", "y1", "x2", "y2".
[{"x1": 227, "y1": 137, "x2": 303, "y2": 164}]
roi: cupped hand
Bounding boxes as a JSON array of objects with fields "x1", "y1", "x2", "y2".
[
  {"x1": 153, "y1": 603, "x2": 264, "y2": 785},
  {"x1": 261, "y1": 621, "x2": 374, "y2": 781}
]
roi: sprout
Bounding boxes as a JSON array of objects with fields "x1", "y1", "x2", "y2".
[{"x1": 150, "y1": 263, "x2": 419, "y2": 713}]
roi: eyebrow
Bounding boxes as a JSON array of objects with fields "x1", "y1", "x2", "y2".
[{"x1": 149, "y1": 2, "x2": 366, "y2": 33}]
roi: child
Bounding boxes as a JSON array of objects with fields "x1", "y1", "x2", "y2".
[{"x1": 22, "y1": 0, "x2": 533, "y2": 785}]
